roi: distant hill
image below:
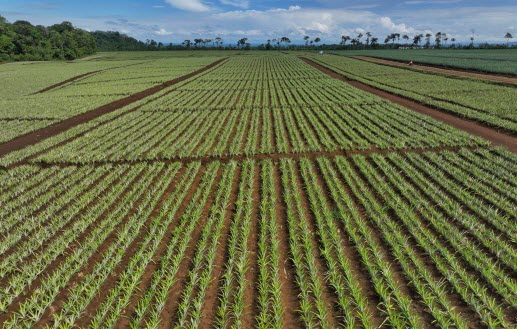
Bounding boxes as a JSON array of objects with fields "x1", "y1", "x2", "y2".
[{"x1": 91, "y1": 31, "x2": 148, "y2": 51}]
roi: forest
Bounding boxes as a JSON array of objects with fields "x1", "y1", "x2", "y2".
[{"x1": 0, "y1": 16, "x2": 96, "y2": 61}]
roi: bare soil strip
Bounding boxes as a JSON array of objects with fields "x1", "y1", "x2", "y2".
[
  {"x1": 198, "y1": 166, "x2": 242, "y2": 328},
  {"x1": 272, "y1": 164, "x2": 302, "y2": 327},
  {"x1": 25, "y1": 145, "x2": 485, "y2": 170},
  {"x1": 34, "y1": 61, "x2": 155, "y2": 94},
  {"x1": 351, "y1": 55, "x2": 517, "y2": 85},
  {"x1": 301, "y1": 57, "x2": 517, "y2": 153},
  {"x1": 35, "y1": 71, "x2": 101, "y2": 94},
  {"x1": 0, "y1": 58, "x2": 227, "y2": 158},
  {"x1": 364, "y1": 159, "x2": 484, "y2": 326}
]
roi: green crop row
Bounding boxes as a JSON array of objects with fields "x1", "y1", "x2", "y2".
[
  {"x1": 330, "y1": 49, "x2": 517, "y2": 75},
  {"x1": 1, "y1": 147, "x2": 515, "y2": 327},
  {"x1": 310, "y1": 55, "x2": 517, "y2": 133},
  {"x1": 0, "y1": 56, "x2": 223, "y2": 143},
  {"x1": 29, "y1": 56, "x2": 486, "y2": 165}
]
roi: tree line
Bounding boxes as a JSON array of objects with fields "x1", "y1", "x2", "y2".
[
  {"x1": 339, "y1": 31, "x2": 513, "y2": 49},
  {"x1": 0, "y1": 16, "x2": 96, "y2": 61},
  {"x1": 1, "y1": 14, "x2": 514, "y2": 62},
  {"x1": 179, "y1": 32, "x2": 514, "y2": 51}
]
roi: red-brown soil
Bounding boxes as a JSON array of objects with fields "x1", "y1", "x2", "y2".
[
  {"x1": 301, "y1": 57, "x2": 517, "y2": 153},
  {"x1": 0, "y1": 58, "x2": 227, "y2": 158},
  {"x1": 351, "y1": 55, "x2": 517, "y2": 85},
  {"x1": 35, "y1": 71, "x2": 101, "y2": 94}
]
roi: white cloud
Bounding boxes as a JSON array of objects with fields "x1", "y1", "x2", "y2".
[
  {"x1": 219, "y1": 0, "x2": 249, "y2": 8},
  {"x1": 164, "y1": 0, "x2": 210, "y2": 12},
  {"x1": 8, "y1": 3, "x2": 516, "y2": 44},
  {"x1": 155, "y1": 28, "x2": 173, "y2": 35},
  {"x1": 210, "y1": 6, "x2": 396, "y2": 41},
  {"x1": 379, "y1": 17, "x2": 414, "y2": 34}
]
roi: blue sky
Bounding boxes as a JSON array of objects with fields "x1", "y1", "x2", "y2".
[{"x1": 1, "y1": 0, "x2": 515, "y2": 44}]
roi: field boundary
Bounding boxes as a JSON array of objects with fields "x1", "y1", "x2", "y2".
[
  {"x1": 0, "y1": 58, "x2": 228, "y2": 158},
  {"x1": 301, "y1": 57, "x2": 517, "y2": 153},
  {"x1": 19, "y1": 145, "x2": 486, "y2": 169},
  {"x1": 35, "y1": 71, "x2": 102, "y2": 93},
  {"x1": 34, "y1": 61, "x2": 155, "y2": 94},
  {"x1": 350, "y1": 55, "x2": 517, "y2": 84}
]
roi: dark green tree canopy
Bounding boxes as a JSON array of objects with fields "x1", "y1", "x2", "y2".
[{"x1": 0, "y1": 16, "x2": 96, "y2": 61}]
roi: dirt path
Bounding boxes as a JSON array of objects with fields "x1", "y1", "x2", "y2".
[
  {"x1": 35, "y1": 61, "x2": 156, "y2": 94},
  {"x1": 301, "y1": 57, "x2": 517, "y2": 153},
  {"x1": 351, "y1": 56, "x2": 517, "y2": 85},
  {"x1": 35, "y1": 71, "x2": 102, "y2": 94},
  {"x1": 24, "y1": 145, "x2": 485, "y2": 171},
  {"x1": 0, "y1": 58, "x2": 227, "y2": 158}
]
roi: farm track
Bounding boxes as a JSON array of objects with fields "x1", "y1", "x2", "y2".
[
  {"x1": 21, "y1": 144, "x2": 486, "y2": 170},
  {"x1": 301, "y1": 57, "x2": 517, "y2": 153},
  {"x1": 34, "y1": 71, "x2": 102, "y2": 94},
  {"x1": 34, "y1": 61, "x2": 155, "y2": 94},
  {"x1": 351, "y1": 55, "x2": 517, "y2": 85},
  {"x1": 0, "y1": 58, "x2": 228, "y2": 158}
]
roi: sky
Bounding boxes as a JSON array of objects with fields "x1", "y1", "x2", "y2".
[{"x1": 1, "y1": 0, "x2": 516, "y2": 45}]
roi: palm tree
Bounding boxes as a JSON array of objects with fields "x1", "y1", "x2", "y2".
[
  {"x1": 389, "y1": 33, "x2": 397, "y2": 44},
  {"x1": 237, "y1": 38, "x2": 248, "y2": 49},
  {"x1": 366, "y1": 32, "x2": 372, "y2": 47},
  {"x1": 403, "y1": 35, "x2": 409, "y2": 45},
  {"x1": 182, "y1": 39, "x2": 191, "y2": 48},
  {"x1": 314, "y1": 37, "x2": 321, "y2": 48},
  {"x1": 370, "y1": 37, "x2": 379, "y2": 47},
  {"x1": 194, "y1": 38, "x2": 203, "y2": 48},
  {"x1": 425, "y1": 33, "x2": 432, "y2": 48},
  {"x1": 413, "y1": 34, "x2": 424, "y2": 46},
  {"x1": 505, "y1": 32, "x2": 513, "y2": 46},
  {"x1": 304, "y1": 35, "x2": 310, "y2": 47},
  {"x1": 341, "y1": 35, "x2": 350, "y2": 48},
  {"x1": 451, "y1": 37, "x2": 456, "y2": 47},
  {"x1": 280, "y1": 36, "x2": 291, "y2": 48},
  {"x1": 394, "y1": 33, "x2": 401, "y2": 44},
  {"x1": 215, "y1": 37, "x2": 223, "y2": 48},
  {"x1": 435, "y1": 32, "x2": 442, "y2": 48}
]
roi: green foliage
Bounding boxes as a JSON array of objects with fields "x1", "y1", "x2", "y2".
[
  {"x1": 0, "y1": 16, "x2": 96, "y2": 61},
  {"x1": 330, "y1": 48, "x2": 517, "y2": 75},
  {"x1": 311, "y1": 54, "x2": 517, "y2": 132},
  {"x1": 91, "y1": 31, "x2": 147, "y2": 51}
]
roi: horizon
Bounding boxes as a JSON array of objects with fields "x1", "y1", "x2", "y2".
[{"x1": 1, "y1": 0, "x2": 516, "y2": 45}]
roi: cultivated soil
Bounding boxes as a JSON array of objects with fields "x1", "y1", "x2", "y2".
[
  {"x1": 301, "y1": 57, "x2": 517, "y2": 153},
  {"x1": 0, "y1": 58, "x2": 227, "y2": 158},
  {"x1": 351, "y1": 55, "x2": 517, "y2": 85}
]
